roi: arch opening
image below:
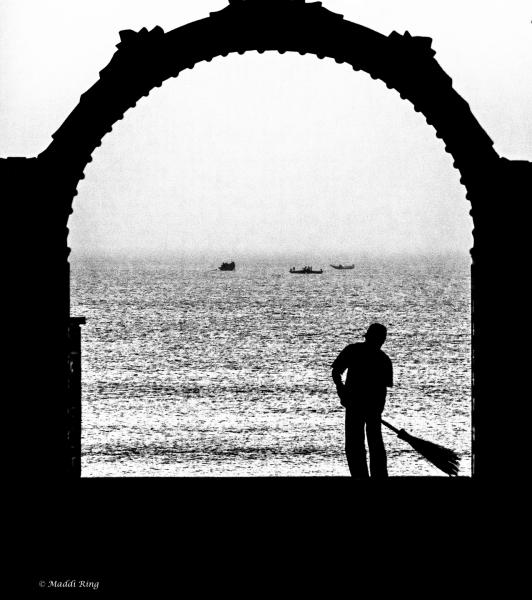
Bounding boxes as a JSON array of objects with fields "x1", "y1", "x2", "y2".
[{"x1": 68, "y1": 50, "x2": 473, "y2": 477}]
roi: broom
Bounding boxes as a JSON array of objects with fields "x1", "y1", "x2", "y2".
[{"x1": 381, "y1": 419, "x2": 460, "y2": 476}]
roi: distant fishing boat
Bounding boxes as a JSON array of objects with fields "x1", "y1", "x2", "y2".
[
  {"x1": 330, "y1": 263, "x2": 354, "y2": 270},
  {"x1": 219, "y1": 261, "x2": 235, "y2": 271},
  {"x1": 289, "y1": 266, "x2": 323, "y2": 274}
]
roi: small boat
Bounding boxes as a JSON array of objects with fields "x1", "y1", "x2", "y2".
[
  {"x1": 330, "y1": 264, "x2": 354, "y2": 270},
  {"x1": 219, "y1": 261, "x2": 235, "y2": 271},
  {"x1": 289, "y1": 266, "x2": 323, "y2": 274}
]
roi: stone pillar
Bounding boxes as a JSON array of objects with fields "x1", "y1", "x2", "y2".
[
  {"x1": 2, "y1": 155, "x2": 72, "y2": 477},
  {"x1": 471, "y1": 158, "x2": 532, "y2": 478}
]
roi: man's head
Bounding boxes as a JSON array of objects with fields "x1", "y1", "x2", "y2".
[{"x1": 363, "y1": 323, "x2": 387, "y2": 348}]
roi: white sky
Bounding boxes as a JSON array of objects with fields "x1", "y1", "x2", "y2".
[{"x1": 1, "y1": 0, "x2": 530, "y2": 256}]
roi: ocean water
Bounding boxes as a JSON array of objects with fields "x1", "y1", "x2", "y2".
[{"x1": 70, "y1": 253, "x2": 472, "y2": 477}]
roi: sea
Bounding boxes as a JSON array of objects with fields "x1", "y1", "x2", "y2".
[{"x1": 70, "y1": 252, "x2": 472, "y2": 477}]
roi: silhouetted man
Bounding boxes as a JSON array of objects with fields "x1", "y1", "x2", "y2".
[{"x1": 331, "y1": 323, "x2": 393, "y2": 478}]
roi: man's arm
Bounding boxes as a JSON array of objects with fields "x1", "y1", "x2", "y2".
[
  {"x1": 331, "y1": 366, "x2": 344, "y2": 388},
  {"x1": 331, "y1": 346, "x2": 350, "y2": 405},
  {"x1": 386, "y1": 355, "x2": 393, "y2": 387},
  {"x1": 331, "y1": 367, "x2": 345, "y2": 401}
]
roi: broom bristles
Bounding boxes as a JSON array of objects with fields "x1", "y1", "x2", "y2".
[{"x1": 397, "y1": 429, "x2": 460, "y2": 476}]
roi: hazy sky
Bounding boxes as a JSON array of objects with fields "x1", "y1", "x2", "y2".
[{"x1": 1, "y1": 1, "x2": 531, "y2": 256}]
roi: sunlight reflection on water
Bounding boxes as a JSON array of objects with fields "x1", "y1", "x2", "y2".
[{"x1": 71, "y1": 254, "x2": 471, "y2": 477}]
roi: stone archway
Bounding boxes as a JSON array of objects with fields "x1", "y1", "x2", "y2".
[{"x1": 4, "y1": 0, "x2": 531, "y2": 478}]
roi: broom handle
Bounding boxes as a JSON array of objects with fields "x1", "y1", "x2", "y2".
[{"x1": 381, "y1": 419, "x2": 401, "y2": 435}]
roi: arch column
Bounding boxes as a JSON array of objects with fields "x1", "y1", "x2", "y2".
[
  {"x1": 470, "y1": 158, "x2": 532, "y2": 478},
  {"x1": 2, "y1": 155, "x2": 73, "y2": 475}
]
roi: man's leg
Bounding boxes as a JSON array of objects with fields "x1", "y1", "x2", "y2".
[
  {"x1": 366, "y1": 416, "x2": 388, "y2": 478},
  {"x1": 345, "y1": 408, "x2": 369, "y2": 478}
]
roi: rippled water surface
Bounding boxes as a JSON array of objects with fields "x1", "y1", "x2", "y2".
[{"x1": 71, "y1": 254, "x2": 471, "y2": 477}]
